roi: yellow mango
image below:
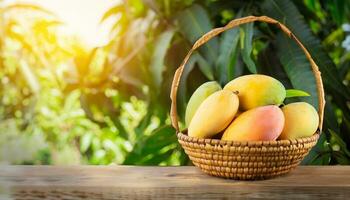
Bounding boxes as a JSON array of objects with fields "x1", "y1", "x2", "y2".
[
  {"x1": 279, "y1": 102, "x2": 319, "y2": 140},
  {"x1": 222, "y1": 105, "x2": 284, "y2": 141},
  {"x1": 185, "y1": 81, "x2": 221, "y2": 126},
  {"x1": 188, "y1": 90, "x2": 239, "y2": 139},
  {"x1": 224, "y1": 74, "x2": 286, "y2": 110}
]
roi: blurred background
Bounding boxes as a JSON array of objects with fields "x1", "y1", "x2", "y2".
[{"x1": 0, "y1": 0, "x2": 349, "y2": 165}]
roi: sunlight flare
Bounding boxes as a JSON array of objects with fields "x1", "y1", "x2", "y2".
[{"x1": 10, "y1": 0, "x2": 118, "y2": 47}]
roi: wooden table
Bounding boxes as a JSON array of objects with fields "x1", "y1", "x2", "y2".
[{"x1": 0, "y1": 166, "x2": 349, "y2": 199}]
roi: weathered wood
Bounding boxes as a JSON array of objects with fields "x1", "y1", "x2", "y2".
[{"x1": 0, "y1": 166, "x2": 349, "y2": 199}]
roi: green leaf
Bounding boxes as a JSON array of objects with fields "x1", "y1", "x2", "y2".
[
  {"x1": 340, "y1": 117, "x2": 350, "y2": 148},
  {"x1": 18, "y1": 60, "x2": 40, "y2": 94},
  {"x1": 301, "y1": 133, "x2": 331, "y2": 165},
  {"x1": 134, "y1": 109, "x2": 154, "y2": 138},
  {"x1": 275, "y1": 32, "x2": 319, "y2": 110},
  {"x1": 100, "y1": 4, "x2": 125, "y2": 23},
  {"x1": 332, "y1": 151, "x2": 350, "y2": 165},
  {"x1": 109, "y1": 14, "x2": 128, "y2": 36},
  {"x1": 123, "y1": 125, "x2": 177, "y2": 165},
  {"x1": 63, "y1": 90, "x2": 81, "y2": 112},
  {"x1": 326, "y1": 0, "x2": 346, "y2": 25},
  {"x1": 261, "y1": 0, "x2": 350, "y2": 101},
  {"x1": 178, "y1": 54, "x2": 199, "y2": 120},
  {"x1": 150, "y1": 28, "x2": 175, "y2": 88},
  {"x1": 322, "y1": 96, "x2": 340, "y2": 133},
  {"x1": 240, "y1": 22, "x2": 257, "y2": 73},
  {"x1": 216, "y1": 10, "x2": 243, "y2": 84},
  {"x1": 217, "y1": 27, "x2": 240, "y2": 84},
  {"x1": 309, "y1": 152, "x2": 331, "y2": 165},
  {"x1": 339, "y1": 61, "x2": 350, "y2": 80},
  {"x1": 285, "y1": 89, "x2": 310, "y2": 98},
  {"x1": 177, "y1": 4, "x2": 219, "y2": 66},
  {"x1": 142, "y1": 147, "x2": 176, "y2": 165},
  {"x1": 257, "y1": 43, "x2": 293, "y2": 88},
  {"x1": 138, "y1": 126, "x2": 177, "y2": 155},
  {"x1": 80, "y1": 133, "x2": 93, "y2": 153},
  {"x1": 328, "y1": 128, "x2": 350, "y2": 164},
  {"x1": 196, "y1": 53, "x2": 214, "y2": 80},
  {"x1": 329, "y1": 129, "x2": 350, "y2": 157}
]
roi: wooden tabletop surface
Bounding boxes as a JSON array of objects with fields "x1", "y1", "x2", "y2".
[{"x1": 0, "y1": 166, "x2": 349, "y2": 199}]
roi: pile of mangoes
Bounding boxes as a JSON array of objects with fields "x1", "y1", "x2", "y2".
[{"x1": 185, "y1": 74, "x2": 319, "y2": 141}]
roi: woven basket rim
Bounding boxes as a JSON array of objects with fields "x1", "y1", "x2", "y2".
[{"x1": 177, "y1": 131, "x2": 320, "y2": 147}]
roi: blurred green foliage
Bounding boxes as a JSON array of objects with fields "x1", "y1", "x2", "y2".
[{"x1": 0, "y1": 0, "x2": 349, "y2": 165}]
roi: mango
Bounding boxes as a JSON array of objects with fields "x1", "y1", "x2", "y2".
[
  {"x1": 224, "y1": 74, "x2": 286, "y2": 110},
  {"x1": 279, "y1": 102, "x2": 319, "y2": 140},
  {"x1": 185, "y1": 81, "x2": 221, "y2": 126},
  {"x1": 222, "y1": 105, "x2": 284, "y2": 141},
  {"x1": 188, "y1": 90, "x2": 239, "y2": 139}
]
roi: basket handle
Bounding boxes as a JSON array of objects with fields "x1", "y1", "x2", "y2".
[{"x1": 170, "y1": 15, "x2": 325, "y2": 133}]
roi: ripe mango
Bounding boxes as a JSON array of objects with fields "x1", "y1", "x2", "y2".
[
  {"x1": 222, "y1": 105, "x2": 284, "y2": 141},
  {"x1": 279, "y1": 102, "x2": 319, "y2": 140},
  {"x1": 185, "y1": 81, "x2": 221, "y2": 126},
  {"x1": 224, "y1": 74, "x2": 286, "y2": 110},
  {"x1": 188, "y1": 90, "x2": 239, "y2": 139}
]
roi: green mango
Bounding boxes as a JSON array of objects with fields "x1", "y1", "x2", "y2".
[{"x1": 185, "y1": 81, "x2": 221, "y2": 126}]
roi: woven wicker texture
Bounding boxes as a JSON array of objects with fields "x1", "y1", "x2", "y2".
[{"x1": 170, "y1": 16, "x2": 325, "y2": 180}]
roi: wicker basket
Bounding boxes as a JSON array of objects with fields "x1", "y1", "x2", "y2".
[{"x1": 170, "y1": 16, "x2": 326, "y2": 180}]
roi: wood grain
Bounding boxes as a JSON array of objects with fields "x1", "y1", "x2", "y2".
[{"x1": 0, "y1": 166, "x2": 349, "y2": 199}]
